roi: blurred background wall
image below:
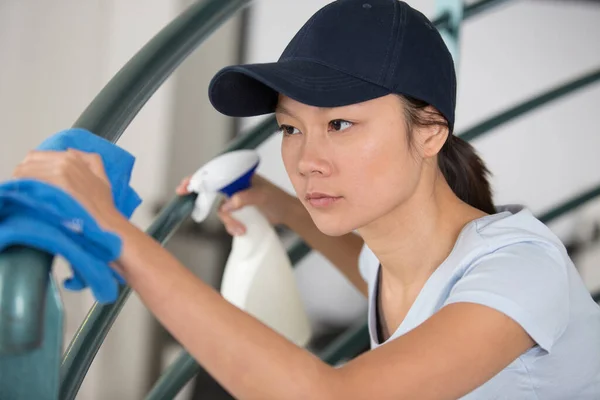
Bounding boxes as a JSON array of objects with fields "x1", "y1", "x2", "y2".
[{"x1": 0, "y1": 0, "x2": 599, "y2": 398}]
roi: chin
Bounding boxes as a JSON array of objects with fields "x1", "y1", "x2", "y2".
[{"x1": 310, "y1": 213, "x2": 357, "y2": 237}]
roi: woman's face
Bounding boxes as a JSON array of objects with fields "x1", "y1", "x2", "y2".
[{"x1": 278, "y1": 93, "x2": 425, "y2": 236}]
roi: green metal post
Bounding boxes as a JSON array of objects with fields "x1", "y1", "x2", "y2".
[
  {"x1": 0, "y1": 249, "x2": 53, "y2": 353},
  {"x1": 0, "y1": 277, "x2": 63, "y2": 400}
]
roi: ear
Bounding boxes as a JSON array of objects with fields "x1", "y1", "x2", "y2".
[{"x1": 418, "y1": 106, "x2": 449, "y2": 158}]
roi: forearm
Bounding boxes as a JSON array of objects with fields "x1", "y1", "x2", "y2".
[
  {"x1": 283, "y1": 198, "x2": 367, "y2": 296},
  {"x1": 106, "y1": 214, "x2": 337, "y2": 400}
]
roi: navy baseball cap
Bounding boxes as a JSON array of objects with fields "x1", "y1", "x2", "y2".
[{"x1": 208, "y1": 0, "x2": 457, "y2": 131}]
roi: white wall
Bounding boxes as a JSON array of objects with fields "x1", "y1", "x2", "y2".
[
  {"x1": 0, "y1": 1, "x2": 181, "y2": 399},
  {"x1": 240, "y1": 0, "x2": 600, "y2": 331},
  {"x1": 0, "y1": 0, "x2": 248, "y2": 398}
]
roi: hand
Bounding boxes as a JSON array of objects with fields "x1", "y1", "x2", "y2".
[
  {"x1": 12, "y1": 149, "x2": 121, "y2": 229},
  {"x1": 176, "y1": 174, "x2": 297, "y2": 236}
]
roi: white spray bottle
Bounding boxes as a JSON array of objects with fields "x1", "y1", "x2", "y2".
[{"x1": 187, "y1": 150, "x2": 312, "y2": 347}]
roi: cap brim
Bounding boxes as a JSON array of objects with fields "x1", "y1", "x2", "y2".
[{"x1": 208, "y1": 59, "x2": 391, "y2": 117}]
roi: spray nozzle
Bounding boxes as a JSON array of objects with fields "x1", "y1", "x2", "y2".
[{"x1": 187, "y1": 150, "x2": 260, "y2": 223}]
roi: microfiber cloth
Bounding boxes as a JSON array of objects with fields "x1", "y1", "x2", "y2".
[
  {"x1": 0, "y1": 128, "x2": 142, "y2": 303},
  {"x1": 37, "y1": 128, "x2": 142, "y2": 218}
]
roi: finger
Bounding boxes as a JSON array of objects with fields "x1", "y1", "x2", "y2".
[
  {"x1": 221, "y1": 190, "x2": 257, "y2": 212},
  {"x1": 225, "y1": 222, "x2": 246, "y2": 236},
  {"x1": 217, "y1": 208, "x2": 246, "y2": 235},
  {"x1": 176, "y1": 176, "x2": 192, "y2": 195},
  {"x1": 70, "y1": 150, "x2": 108, "y2": 181},
  {"x1": 13, "y1": 155, "x2": 86, "y2": 200},
  {"x1": 14, "y1": 151, "x2": 59, "y2": 175},
  {"x1": 22, "y1": 149, "x2": 97, "y2": 180},
  {"x1": 22, "y1": 150, "x2": 60, "y2": 160},
  {"x1": 12, "y1": 160, "x2": 63, "y2": 184},
  {"x1": 217, "y1": 207, "x2": 242, "y2": 227},
  {"x1": 27, "y1": 150, "x2": 78, "y2": 166},
  {"x1": 23, "y1": 149, "x2": 78, "y2": 177}
]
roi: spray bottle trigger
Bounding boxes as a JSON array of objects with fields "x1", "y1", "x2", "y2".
[
  {"x1": 190, "y1": 190, "x2": 218, "y2": 223},
  {"x1": 187, "y1": 172, "x2": 217, "y2": 223}
]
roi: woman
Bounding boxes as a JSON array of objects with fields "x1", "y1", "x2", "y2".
[{"x1": 13, "y1": 0, "x2": 600, "y2": 398}]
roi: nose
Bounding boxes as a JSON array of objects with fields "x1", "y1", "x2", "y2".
[{"x1": 297, "y1": 136, "x2": 332, "y2": 177}]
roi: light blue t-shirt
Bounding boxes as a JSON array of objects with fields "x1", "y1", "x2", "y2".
[{"x1": 358, "y1": 205, "x2": 600, "y2": 399}]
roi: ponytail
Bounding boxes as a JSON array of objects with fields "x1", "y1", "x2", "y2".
[
  {"x1": 438, "y1": 135, "x2": 496, "y2": 214},
  {"x1": 401, "y1": 95, "x2": 496, "y2": 215}
]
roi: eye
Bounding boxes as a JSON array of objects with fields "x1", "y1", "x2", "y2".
[
  {"x1": 328, "y1": 119, "x2": 353, "y2": 132},
  {"x1": 277, "y1": 124, "x2": 301, "y2": 136}
]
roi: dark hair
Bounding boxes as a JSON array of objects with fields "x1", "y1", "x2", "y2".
[{"x1": 401, "y1": 96, "x2": 496, "y2": 215}]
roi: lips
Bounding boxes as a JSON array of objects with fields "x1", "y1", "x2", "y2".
[{"x1": 305, "y1": 192, "x2": 342, "y2": 208}]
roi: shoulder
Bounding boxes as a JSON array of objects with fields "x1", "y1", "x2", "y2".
[
  {"x1": 464, "y1": 205, "x2": 571, "y2": 283},
  {"x1": 474, "y1": 205, "x2": 567, "y2": 255},
  {"x1": 359, "y1": 205, "x2": 570, "y2": 289},
  {"x1": 445, "y1": 205, "x2": 572, "y2": 352}
]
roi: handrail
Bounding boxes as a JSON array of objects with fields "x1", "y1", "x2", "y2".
[
  {"x1": 462, "y1": 0, "x2": 511, "y2": 21},
  {"x1": 543, "y1": 183, "x2": 600, "y2": 306},
  {"x1": 0, "y1": 0, "x2": 252, "y2": 360},
  {"x1": 459, "y1": 67, "x2": 600, "y2": 142},
  {"x1": 72, "y1": 0, "x2": 251, "y2": 141},
  {"x1": 0, "y1": 0, "x2": 252, "y2": 398},
  {"x1": 319, "y1": 322, "x2": 370, "y2": 365},
  {"x1": 539, "y1": 184, "x2": 600, "y2": 224}
]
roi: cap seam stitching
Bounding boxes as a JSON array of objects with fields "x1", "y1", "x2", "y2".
[
  {"x1": 388, "y1": 2, "x2": 407, "y2": 88},
  {"x1": 378, "y1": 0, "x2": 398, "y2": 84}
]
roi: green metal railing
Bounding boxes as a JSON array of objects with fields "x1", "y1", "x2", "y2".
[
  {"x1": 0, "y1": 1, "x2": 252, "y2": 399},
  {"x1": 1, "y1": 0, "x2": 599, "y2": 398},
  {"x1": 460, "y1": 68, "x2": 600, "y2": 142},
  {"x1": 60, "y1": 2, "x2": 255, "y2": 400}
]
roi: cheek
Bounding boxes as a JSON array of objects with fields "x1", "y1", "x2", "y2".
[
  {"x1": 281, "y1": 140, "x2": 302, "y2": 191},
  {"x1": 346, "y1": 128, "x2": 420, "y2": 211},
  {"x1": 281, "y1": 138, "x2": 296, "y2": 172}
]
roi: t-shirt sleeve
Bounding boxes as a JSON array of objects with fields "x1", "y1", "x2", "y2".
[{"x1": 443, "y1": 242, "x2": 570, "y2": 353}]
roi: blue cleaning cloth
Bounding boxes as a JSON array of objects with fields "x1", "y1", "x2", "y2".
[
  {"x1": 37, "y1": 128, "x2": 142, "y2": 217},
  {"x1": 0, "y1": 128, "x2": 142, "y2": 303}
]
